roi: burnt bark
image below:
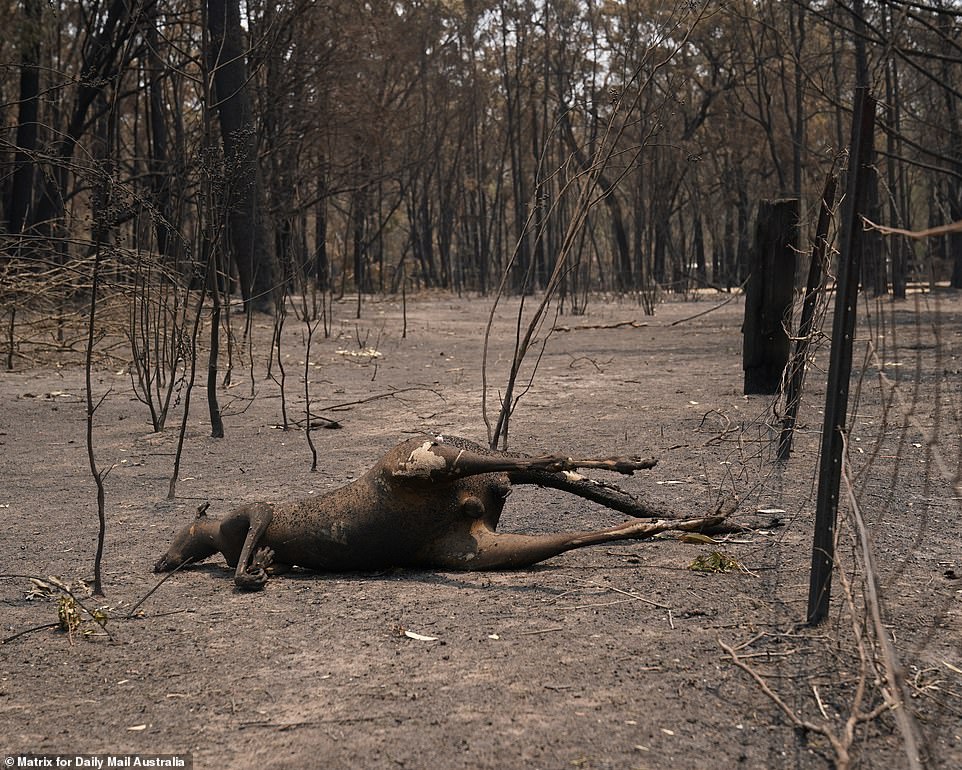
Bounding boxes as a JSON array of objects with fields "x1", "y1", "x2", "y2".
[
  {"x1": 315, "y1": 166, "x2": 329, "y2": 290},
  {"x1": 742, "y1": 198, "x2": 799, "y2": 395},
  {"x1": 5, "y1": 0, "x2": 42, "y2": 235},
  {"x1": 143, "y1": 11, "x2": 178, "y2": 262},
  {"x1": 206, "y1": 0, "x2": 277, "y2": 311},
  {"x1": 29, "y1": 0, "x2": 144, "y2": 235}
]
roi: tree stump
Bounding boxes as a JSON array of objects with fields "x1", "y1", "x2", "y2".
[{"x1": 742, "y1": 198, "x2": 799, "y2": 395}]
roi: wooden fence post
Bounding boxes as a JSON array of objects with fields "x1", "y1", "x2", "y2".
[{"x1": 807, "y1": 87, "x2": 877, "y2": 625}]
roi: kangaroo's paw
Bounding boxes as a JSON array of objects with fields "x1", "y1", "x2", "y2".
[
  {"x1": 235, "y1": 565, "x2": 269, "y2": 591},
  {"x1": 251, "y1": 546, "x2": 275, "y2": 571}
]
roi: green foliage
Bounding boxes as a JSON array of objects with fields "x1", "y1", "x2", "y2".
[
  {"x1": 689, "y1": 550, "x2": 745, "y2": 574},
  {"x1": 27, "y1": 577, "x2": 110, "y2": 644}
]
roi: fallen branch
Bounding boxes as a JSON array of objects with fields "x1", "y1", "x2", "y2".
[
  {"x1": 552, "y1": 320, "x2": 648, "y2": 332},
  {"x1": 0, "y1": 574, "x2": 113, "y2": 643},
  {"x1": 720, "y1": 633, "x2": 890, "y2": 770},
  {"x1": 840, "y1": 442, "x2": 924, "y2": 770},
  {"x1": 126, "y1": 553, "x2": 200, "y2": 619},
  {"x1": 315, "y1": 387, "x2": 445, "y2": 413},
  {"x1": 239, "y1": 715, "x2": 388, "y2": 731},
  {"x1": 720, "y1": 638, "x2": 854, "y2": 766},
  {"x1": 1, "y1": 622, "x2": 60, "y2": 645},
  {"x1": 670, "y1": 278, "x2": 748, "y2": 326},
  {"x1": 720, "y1": 457, "x2": 920, "y2": 770},
  {"x1": 571, "y1": 578, "x2": 670, "y2": 609}
]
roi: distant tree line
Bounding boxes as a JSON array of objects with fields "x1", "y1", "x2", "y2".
[{"x1": 2, "y1": 0, "x2": 961, "y2": 311}]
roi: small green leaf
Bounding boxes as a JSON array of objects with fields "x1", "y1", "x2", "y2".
[
  {"x1": 689, "y1": 550, "x2": 744, "y2": 573},
  {"x1": 679, "y1": 533, "x2": 716, "y2": 544}
]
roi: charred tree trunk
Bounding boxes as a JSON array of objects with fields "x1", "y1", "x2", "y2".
[
  {"x1": 29, "y1": 0, "x2": 141, "y2": 235},
  {"x1": 144, "y1": 12, "x2": 177, "y2": 262},
  {"x1": 206, "y1": 0, "x2": 277, "y2": 311},
  {"x1": 559, "y1": 109, "x2": 631, "y2": 290},
  {"x1": 882, "y1": 3, "x2": 908, "y2": 299},
  {"x1": 735, "y1": 189, "x2": 752, "y2": 285},
  {"x1": 693, "y1": 213, "x2": 707, "y2": 285},
  {"x1": 943, "y1": 47, "x2": 962, "y2": 288},
  {"x1": 742, "y1": 198, "x2": 799, "y2": 395},
  {"x1": 315, "y1": 164, "x2": 329, "y2": 290},
  {"x1": 861, "y1": 154, "x2": 886, "y2": 296},
  {"x1": 5, "y1": 0, "x2": 42, "y2": 235}
]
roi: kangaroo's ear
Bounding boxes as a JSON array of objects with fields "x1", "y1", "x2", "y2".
[{"x1": 196, "y1": 501, "x2": 210, "y2": 519}]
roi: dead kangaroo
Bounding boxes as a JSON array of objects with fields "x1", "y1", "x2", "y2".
[{"x1": 154, "y1": 435, "x2": 729, "y2": 589}]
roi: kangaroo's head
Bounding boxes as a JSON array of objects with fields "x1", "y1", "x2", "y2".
[{"x1": 153, "y1": 505, "x2": 219, "y2": 572}]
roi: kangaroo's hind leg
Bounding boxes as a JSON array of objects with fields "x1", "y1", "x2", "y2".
[
  {"x1": 506, "y1": 468, "x2": 673, "y2": 518},
  {"x1": 421, "y1": 515, "x2": 727, "y2": 571},
  {"x1": 390, "y1": 436, "x2": 669, "y2": 518},
  {"x1": 389, "y1": 437, "x2": 657, "y2": 484}
]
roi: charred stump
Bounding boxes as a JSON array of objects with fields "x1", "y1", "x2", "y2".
[{"x1": 742, "y1": 198, "x2": 799, "y2": 395}]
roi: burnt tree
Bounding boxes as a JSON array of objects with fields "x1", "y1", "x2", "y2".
[
  {"x1": 742, "y1": 198, "x2": 799, "y2": 395},
  {"x1": 206, "y1": 0, "x2": 277, "y2": 311}
]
